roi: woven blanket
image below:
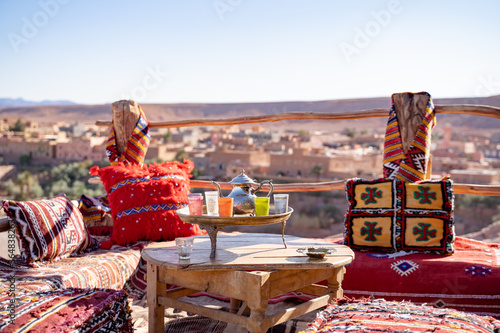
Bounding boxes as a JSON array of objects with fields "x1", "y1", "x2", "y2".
[
  {"x1": 105, "y1": 106, "x2": 150, "y2": 166},
  {"x1": 0, "y1": 288, "x2": 133, "y2": 333},
  {"x1": 302, "y1": 298, "x2": 500, "y2": 333},
  {"x1": 383, "y1": 92, "x2": 436, "y2": 182},
  {"x1": 0, "y1": 238, "x2": 146, "y2": 295},
  {"x1": 328, "y1": 236, "x2": 500, "y2": 318}
]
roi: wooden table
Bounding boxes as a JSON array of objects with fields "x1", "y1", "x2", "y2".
[{"x1": 142, "y1": 232, "x2": 354, "y2": 333}]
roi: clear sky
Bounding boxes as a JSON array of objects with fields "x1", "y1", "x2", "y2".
[{"x1": 1, "y1": 0, "x2": 499, "y2": 105}]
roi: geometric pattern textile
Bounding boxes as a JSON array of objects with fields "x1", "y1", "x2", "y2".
[
  {"x1": 383, "y1": 91, "x2": 436, "y2": 182},
  {"x1": 2, "y1": 194, "x2": 99, "y2": 267},
  {"x1": 90, "y1": 160, "x2": 203, "y2": 247},
  {"x1": 105, "y1": 105, "x2": 150, "y2": 166},
  {"x1": 0, "y1": 288, "x2": 133, "y2": 333},
  {"x1": 0, "y1": 238, "x2": 146, "y2": 295},
  {"x1": 77, "y1": 193, "x2": 112, "y2": 234},
  {"x1": 303, "y1": 298, "x2": 500, "y2": 333},
  {"x1": 344, "y1": 177, "x2": 455, "y2": 254},
  {"x1": 321, "y1": 236, "x2": 500, "y2": 319}
]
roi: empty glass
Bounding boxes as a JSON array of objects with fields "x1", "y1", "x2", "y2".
[{"x1": 176, "y1": 237, "x2": 194, "y2": 260}]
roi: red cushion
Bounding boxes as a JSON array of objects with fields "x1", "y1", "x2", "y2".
[
  {"x1": 92, "y1": 160, "x2": 202, "y2": 246},
  {"x1": 2, "y1": 194, "x2": 98, "y2": 266}
]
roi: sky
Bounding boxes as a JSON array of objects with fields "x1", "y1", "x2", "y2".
[{"x1": 1, "y1": 0, "x2": 500, "y2": 105}]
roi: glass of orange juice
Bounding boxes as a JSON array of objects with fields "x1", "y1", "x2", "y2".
[{"x1": 218, "y1": 197, "x2": 233, "y2": 217}]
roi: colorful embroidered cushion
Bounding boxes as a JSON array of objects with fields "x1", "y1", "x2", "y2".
[
  {"x1": 344, "y1": 177, "x2": 455, "y2": 254},
  {"x1": 91, "y1": 160, "x2": 203, "y2": 247},
  {"x1": 2, "y1": 195, "x2": 98, "y2": 266},
  {"x1": 77, "y1": 193, "x2": 113, "y2": 235}
]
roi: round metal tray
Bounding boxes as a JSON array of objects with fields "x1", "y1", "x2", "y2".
[
  {"x1": 176, "y1": 205, "x2": 293, "y2": 258},
  {"x1": 176, "y1": 205, "x2": 293, "y2": 226}
]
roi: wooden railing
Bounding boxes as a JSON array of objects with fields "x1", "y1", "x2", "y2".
[
  {"x1": 96, "y1": 103, "x2": 500, "y2": 197},
  {"x1": 2, "y1": 102, "x2": 499, "y2": 233}
]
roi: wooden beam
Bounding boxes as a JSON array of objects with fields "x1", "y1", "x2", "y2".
[
  {"x1": 188, "y1": 179, "x2": 500, "y2": 196},
  {"x1": 95, "y1": 104, "x2": 500, "y2": 128}
]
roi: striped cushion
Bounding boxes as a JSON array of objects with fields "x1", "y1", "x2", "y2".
[{"x1": 2, "y1": 195, "x2": 98, "y2": 266}]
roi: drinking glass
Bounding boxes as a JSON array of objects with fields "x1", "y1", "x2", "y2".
[
  {"x1": 218, "y1": 197, "x2": 233, "y2": 217},
  {"x1": 273, "y1": 194, "x2": 289, "y2": 215},
  {"x1": 204, "y1": 191, "x2": 219, "y2": 216},
  {"x1": 187, "y1": 193, "x2": 203, "y2": 215},
  {"x1": 254, "y1": 197, "x2": 270, "y2": 216},
  {"x1": 175, "y1": 237, "x2": 194, "y2": 260}
]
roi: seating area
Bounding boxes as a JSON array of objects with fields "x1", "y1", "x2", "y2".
[{"x1": 1, "y1": 94, "x2": 500, "y2": 332}]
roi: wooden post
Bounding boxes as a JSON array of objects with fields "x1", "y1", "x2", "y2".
[
  {"x1": 111, "y1": 100, "x2": 141, "y2": 155},
  {"x1": 392, "y1": 92, "x2": 433, "y2": 178}
]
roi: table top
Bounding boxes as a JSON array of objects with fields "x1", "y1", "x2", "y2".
[{"x1": 142, "y1": 232, "x2": 354, "y2": 271}]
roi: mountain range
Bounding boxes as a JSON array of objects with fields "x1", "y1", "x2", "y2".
[
  {"x1": 0, "y1": 98, "x2": 76, "y2": 107},
  {"x1": 1, "y1": 95, "x2": 499, "y2": 132}
]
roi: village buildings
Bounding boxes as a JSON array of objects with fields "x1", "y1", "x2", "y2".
[{"x1": 0, "y1": 117, "x2": 499, "y2": 185}]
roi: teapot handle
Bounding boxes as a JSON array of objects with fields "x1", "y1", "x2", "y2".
[{"x1": 255, "y1": 180, "x2": 274, "y2": 198}]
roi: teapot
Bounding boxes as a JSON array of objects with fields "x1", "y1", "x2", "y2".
[{"x1": 211, "y1": 170, "x2": 273, "y2": 215}]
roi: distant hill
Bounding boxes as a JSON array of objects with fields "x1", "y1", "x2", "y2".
[
  {"x1": 0, "y1": 97, "x2": 76, "y2": 107},
  {"x1": 1, "y1": 95, "x2": 499, "y2": 132}
]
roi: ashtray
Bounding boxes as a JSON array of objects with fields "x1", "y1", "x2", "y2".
[{"x1": 297, "y1": 247, "x2": 336, "y2": 259}]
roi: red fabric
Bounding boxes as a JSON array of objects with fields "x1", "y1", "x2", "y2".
[
  {"x1": 325, "y1": 236, "x2": 500, "y2": 318},
  {"x1": 92, "y1": 160, "x2": 203, "y2": 247}
]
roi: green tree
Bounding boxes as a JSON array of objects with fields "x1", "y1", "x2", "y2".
[
  {"x1": 174, "y1": 149, "x2": 188, "y2": 162},
  {"x1": 342, "y1": 128, "x2": 356, "y2": 139},
  {"x1": 9, "y1": 119, "x2": 26, "y2": 132},
  {"x1": 310, "y1": 165, "x2": 323, "y2": 180},
  {"x1": 163, "y1": 130, "x2": 172, "y2": 143},
  {"x1": 298, "y1": 129, "x2": 310, "y2": 141},
  {"x1": 19, "y1": 155, "x2": 31, "y2": 166}
]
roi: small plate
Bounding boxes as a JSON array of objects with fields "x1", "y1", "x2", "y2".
[{"x1": 297, "y1": 247, "x2": 336, "y2": 259}]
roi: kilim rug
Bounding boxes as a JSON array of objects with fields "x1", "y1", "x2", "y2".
[
  {"x1": 0, "y1": 288, "x2": 133, "y2": 333},
  {"x1": 302, "y1": 297, "x2": 500, "y2": 333}
]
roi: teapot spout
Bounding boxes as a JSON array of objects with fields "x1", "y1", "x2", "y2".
[{"x1": 211, "y1": 180, "x2": 224, "y2": 198}]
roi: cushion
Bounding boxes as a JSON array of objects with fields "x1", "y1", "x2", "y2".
[
  {"x1": 304, "y1": 298, "x2": 500, "y2": 333},
  {"x1": 77, "y1": 193, "x2": 113, "y2": 235},
  {"x1": 0, "y1": 239, "x2": 146, "y2": 294},
  {"x1": 91, "y1": 160, "x2": 203, "y2": 247},
  {"x1": 2, "y1": 194, "x2": 98, "y2": 266},
  {"x1": 0, "y1": 288, "x2": 133, "y2": 333},
  {"x1": 344, "y1": 177, "x2": 455, "y2": 254}
]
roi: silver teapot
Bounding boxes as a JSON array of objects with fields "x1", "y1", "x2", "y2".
[{"x1": 211, "y1": 170, "x2": 273, "y2": 215}]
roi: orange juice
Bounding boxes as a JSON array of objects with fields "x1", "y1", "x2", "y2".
[{"x1": 218, "y1": 197, "x2": 234, "y2": 217}]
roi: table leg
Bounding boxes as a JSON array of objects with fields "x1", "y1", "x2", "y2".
[
  {"x1": 147, "y1": 262, "x2": 167, "y2": 333},
  {"x1": 229, "y1": 298, "x2": 242, "y2": 314},
  {"x1": 327, "y1": 267, "x2": 345, "y2": 301},
  {"x1": 281, "y1": 221, "x2": 287, "y2": 248},
  {"x1": 246, "y1": 271, "x2": 271, "y2": 333}
]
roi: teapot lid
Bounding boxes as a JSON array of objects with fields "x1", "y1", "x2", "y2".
[{"x1": 229, "y1": 170, "x2": 258, "y2": 185}]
